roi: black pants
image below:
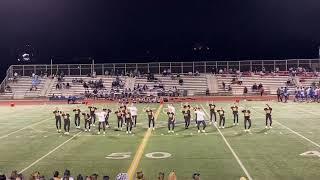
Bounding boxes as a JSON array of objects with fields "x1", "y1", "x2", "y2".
[
  {"x1": 55, "y1": 116, "x2": 61, "y2": 130},
  {"x1": 219, "y1": 116, "x2": 225, "y2": 127},
  {"x1": 85, "y1": 120, "x2": 91, "y2": 129},
  {"x1": 184, "y1": 117, "x2": 190, "y2": 128},
  {"x1": 233, "y1": 113, "x2": 239, "y2": 123},
  {"x1": 126, "y1": 120, "x2": 133, "y2": 131},
  {"x1": 277, "y1": 94, "x2": 281, "y2": 102},
  {"x1": 266, "y1": 114, "x2": 272, "y2": 126},
  {"x1": 117, "y1": 118, "x2": 123, "y2": 128},
  {"x1": 148, "y1": 118, "x2": 155, "y2": 128},
  {"x1": 99, "y1": 121, "x2": 106, "y2": 132},
  {"x1": 105, "y1": 118, "x2": 109, "y2": 126},
  {"x1": 64, "y1": 119, "x2": 70, "y2": 132},
  {"x1": 244, "y1": 117, "x2": 251, "y2": 129},
  {"x1": 197, "y1": 120, "x2": 206, "y2": 130},
  {"x1": 132, "y1": 115, "x2": 137, "y2": 127},
  {"x1": 74, "y1": 114, "x2": 80, "y2": 126},
  {"x1": 168, "y1": 120, "x2": 175, "y2": 130},
  {"x1": 91, "y1": 113, "x2": 96, "y2": 124},
  {"x1": 210, "y1": 111, "x2": 216, "y2": 122}
]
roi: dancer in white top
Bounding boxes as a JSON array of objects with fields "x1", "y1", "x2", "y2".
[{"x1": 194, "y1": 107, "x2": 206, "y2": 133}]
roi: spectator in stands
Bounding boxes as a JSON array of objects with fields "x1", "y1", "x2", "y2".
[
  {"x1": 53, "y1": 171, "x2": 60, "y2": 180},
  {"x1": 258, "y1": 83, "x2": 263, "y2": 90},
  {"x1": 13, "y1": 72, "x2": 18, "y2": 82},
  {"x1": 162, "y1": 69, "x2": 167, "y2": 76},
  {"x1": 222, "y1": 81, "x2": 226, "y2": 91},
  {"x1": 243, "y1": 87, "x2": 248, "y2": 97},
  {"x1": 5, "y1": 85, "x2": 12, "y2": 92},
  {"x1": 179, "y1": 78, "x2": 183, "y2": 85},
  {"x1": 30, "y1": 171, "x2": 41, "y2": 180},
  {"x1": 277, "y1": 88, "x2": 281, "y2": 102},
  {"x1": 260, "y1": 86, "x2": 264, "y2": 96},
  {"x1": 158, "y1": 172, "x2": 165, "y2": 180},
  {"x1": 9, "y1": 170, "x2": 18, "y2": 180},
  {"x1": 62, "y1": 169, "x2": 73, "y2": 180},
  {"x1": 192, "y1": 172, "x2": 201, "y2": 180},
  {"x1": 0, "y1": 172, "x2": 6, "y2": 180},
  {"x1": 206, "y1": 88, "x2": 209, "y2": 96},
  {"x1": 168, "y1": 171, "x2": 177, "y2": 180},
  {"x1": 102, "y1": 176, "x2": 109, "y2": 180},
  {"x1": 115, "y1": 173, "x2": 128, "y2": 180},
  {"x1": 66, "y1": 83, "x2": 71, "y2": 89},
  {"x1": 252, "y1": 83, "x2": 257, "y2": 91},
  {"x1": 136, "y1": 171, "x2": 144, "y2": 180},
  {"x1": 77, "y1": 174, "x2": 84, "y2": 180}
]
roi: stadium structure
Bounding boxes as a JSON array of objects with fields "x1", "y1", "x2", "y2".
[
  {"x1": 0, "y1": 59, "x2": 320, "y2": 180},
  {"x1": 1, "y1": 59, "x2": 320, "y2": 100}
]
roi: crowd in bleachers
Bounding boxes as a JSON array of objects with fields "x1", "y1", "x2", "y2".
[{"x1": 0, "y1": 169, "x2": 203, "y2": 180}]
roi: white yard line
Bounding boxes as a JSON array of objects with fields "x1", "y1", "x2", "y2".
[
  {"x1": 250, "y1": 107, "x2": 320, "y2": 148},
  {"x1": 200, "y1": 104, "x2": 253, "y2": 180},
  {"x1": 0, "y1": 117, "x2": 52, "y2": 139},
  {"x1": 19, "y1": 131, "x2": 82, "y2": 173}
]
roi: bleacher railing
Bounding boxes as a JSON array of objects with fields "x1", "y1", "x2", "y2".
[
  {"x1": 10, "y1": 59, "x2": 320, "y2": 76},
  {"x1": 2, "y1": 59, "x2": 320, "y2": 91}
]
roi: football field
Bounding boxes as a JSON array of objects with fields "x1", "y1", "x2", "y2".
[{"x1": 0, "y1": 101, "x2": 319, "y2": 180}]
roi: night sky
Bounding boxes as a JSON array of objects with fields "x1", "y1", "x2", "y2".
[{"x1": 0, "y1": 0, "x2": 320, "y2": 74}]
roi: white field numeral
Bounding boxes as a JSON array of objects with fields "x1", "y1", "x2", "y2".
[
  {"x1": 106, "y1": 152, "x2": 172, "y2": 159},
  {"x1": 300, "y1": 151, "x2": 320, "y2": 158},
  {"x1": 105, "y1": 152, "x2": 132, "y2": 159},
  {"x1": 145, "y1": 152, "x2": 172, "y2": 159}
]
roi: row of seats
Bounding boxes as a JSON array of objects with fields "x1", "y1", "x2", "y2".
[{"x1": 1, "y1": 74, "x2": 319, "y2": 99}]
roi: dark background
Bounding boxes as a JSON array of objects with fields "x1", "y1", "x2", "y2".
[{"x1": 0, "y1": 0, "x2": 320, "y2": 77}]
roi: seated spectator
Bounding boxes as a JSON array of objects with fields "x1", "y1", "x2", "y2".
[
  {"x1": 158, "y1": 172, "x2": 165, "y2": 180},
  {"x1": 53, "y1": 171, "x2": 60, "y2": 180},
  {"x1": 9, "y1": 170, "x2": 18, "y2": 180},
  {"x1": 168, "y1": 171, "x2": 177, "y2": 180},
  {"x1": 62, "y1": 169, "x2": 73, "y2": 180},
  {"x1": 136, "y1": 171, "x2": 144, "y2": 180},
  {"x1": 77, "y1": 174, "x2": 84, "y2": 180},
  {"x1": 192, "y1": 172, "x2": 201, "y2": 180},
  {"x1": 115, "y1": 173, "x2": 128, "y2": 180},
  {"x1": 178, "y1": 78, "x2": 183, "y2": 85},
  {"x1": 0, "y1": 172, "x2": 6, "y2": 180},
  {"x1": 66, "y1": 83, "x2": 71, "y2": 89},
  {"x1": 252, "y1": 83, "x2": 257, "y2": 91},
  {"x1": 5, "y1": 85, "x2": 12, "y2": 92},
  {"x1": 258, "y1": 83, "x2": 263, "y2": 90},
  {"x1": 243, "y1": 86, "x2": 248, "y2": 95}
]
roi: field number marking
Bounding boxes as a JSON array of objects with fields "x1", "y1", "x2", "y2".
[
  {"x1": 145, "y1": 152, "x2": 172, "y2": 159},
  {"x1": 300, "y1": 151, "x2": 320, "y2": 158},
  {"x1": 106, "y1": 151, "x2": 172, "y2": 159},
  {"x1": 106, "y1": 152, "x2": 132, "y2": 159}
]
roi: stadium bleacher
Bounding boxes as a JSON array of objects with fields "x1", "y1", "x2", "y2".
[{"x1": 1, "y1": 60, "x2": 320, "y2": 99}]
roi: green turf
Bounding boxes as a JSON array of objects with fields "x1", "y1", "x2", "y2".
[{"x1": 0, "y1": 101, "x2": 319, "y2": 180}]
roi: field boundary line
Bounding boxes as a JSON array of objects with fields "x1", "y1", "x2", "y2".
[
  {"x1": 0, "y1": 117, "x2": 52, "y2": 139},
  {"x1": 250, "y1": 107, "x2": 320, "y2": 148},
  {"x1": 127, "y1": 104, "x2": 163, "y2": 180},
  {"x1": 19, "y1": 131, "x2": 82, "y2": 173},
  {"x1": 200, "y1": 104, "x2": 253, "y2": 180}
]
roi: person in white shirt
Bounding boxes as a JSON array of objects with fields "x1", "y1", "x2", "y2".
[
  {"x1": 128, "y1": 103, "x2": 138, "y2": 127},
  {"x1": 96, "y1": 111, "x2": 107, "y2": 135},
  {"x1": 168, "y1": 104, "x2": 176, "y2": 114},
  {"x1": 194, "y1": 107, "x2": 206, "y2": 133}
]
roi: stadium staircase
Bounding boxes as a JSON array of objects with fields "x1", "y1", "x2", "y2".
[
  {"x1": 206, "y1": 74, "x2": 219, "y2": 94},
  {"x1": 299, "y1": 76, "x2": 320, "y2": 87},
  {"x1": 125, "y1": 77, "x2": 135, "y2": 90},
  {"x1": 217, "y1": 75, "x2": 290, "y2": 95},
  {"x1": 155, "y1": 75, "x2": 208, "y2": 95},
  {"x1": 0, "y1": 76, "x2": 47, "y2": 99}
]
